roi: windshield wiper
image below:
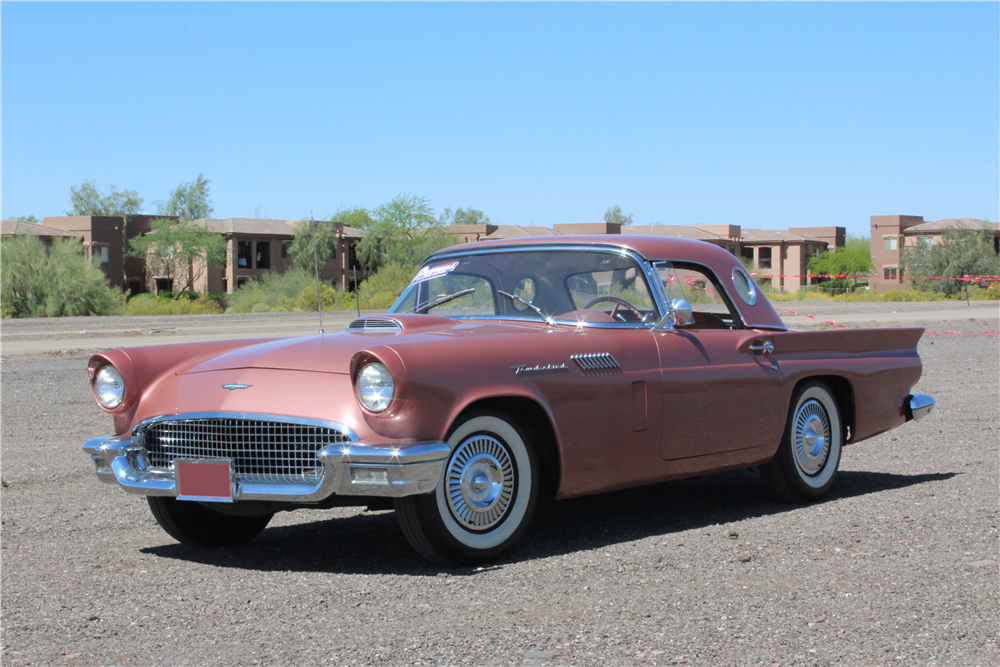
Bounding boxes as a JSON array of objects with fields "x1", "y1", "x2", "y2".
[
  {"x1": 412, "y1": 288, "x2": 476, "y2": 314},
  {"x1": 497, "y1": 290, "x2": 556, "y2": 327}
]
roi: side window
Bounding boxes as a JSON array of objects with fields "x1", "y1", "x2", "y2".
[
  {"x1": 563, "y1": 266, "x2": 657, "y2": 323},
  {"x1": 655, "y1": 262, "x2": 741, "y2": 329}
]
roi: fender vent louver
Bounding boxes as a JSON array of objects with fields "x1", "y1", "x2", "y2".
[
  {"x1": 348, "y1": 317, "x2": 403, "y2": 332},
  {"x1": 571, "y1": 353, "x2": 620, "y2": 371}
]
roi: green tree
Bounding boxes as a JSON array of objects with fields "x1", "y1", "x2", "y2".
[
  {"x1": 288, "y1": 219, "x2": 341, "y2": 273},
  {"x1": 68, "y1": 181, "x2": 144, "y2": 216},
  {"x1": 127, "y1": 218, "x2": 227, "y2": 293},
  {"x1": 333, "y1": 206, "x2": 376, "y2": 229},
  {"x1": 604, "y1": 205, "x2": 633, "y2": 226},
  {"x1": 439, "y1": 207, "x2": 491, "y2": 226},
  {"x1": 1, "y1": 235, "x2": 121, "y2": 317},
  {"x1": 10, "y1": 215, "x2": 40, "y2": 222},
  {"x1": 355, "y1": 194, "x2": 455, "y2": 271},
  {"x1": 902, "y1": 226, "x2": 1000, "y2": 297},
  {"x1": 159, "y1": 174, "x2": 214, "y2": 222},
  {"x1": 808, "y1": 235, "x2": 874, "y2": 286}
]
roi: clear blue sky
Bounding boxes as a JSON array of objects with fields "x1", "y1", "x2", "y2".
[{"x1": 3, "y1": 2, "x2": 997, "y2": 237}]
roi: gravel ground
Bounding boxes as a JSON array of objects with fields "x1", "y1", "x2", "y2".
[{"x1": 1, "y1": 303, "x2": 997, "y2": 666}]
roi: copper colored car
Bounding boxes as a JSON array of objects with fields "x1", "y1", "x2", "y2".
[{"x1": 84, "y1": 236, "x2": 935, "y2": 566}]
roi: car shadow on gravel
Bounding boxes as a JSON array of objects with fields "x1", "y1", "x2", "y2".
[{"x1": 141, "y1": 468, "x2": 957, "y2": 575}]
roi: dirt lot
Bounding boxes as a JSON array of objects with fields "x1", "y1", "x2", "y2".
[{"x1": 1, "y1": 303, "x2": 997, "y2": 666}]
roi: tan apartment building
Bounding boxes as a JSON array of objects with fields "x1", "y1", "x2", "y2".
[
  {"x1": 42, "y1": 215, "x2": 173, "y2": 293},
  {"x1": 2, "y1": 219, "x2": 82, "y2": 245},
  {"x1": 871, "y1": 215, "x2": 1000, "y2": 290},
  {"x1": 165, "y1": 218, "x2": 367, "y2": 296}
]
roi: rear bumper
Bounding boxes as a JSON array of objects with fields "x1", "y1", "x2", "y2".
[
  {"x1": 906, "y1": 393, "x2": 935, "y2": 421},
  {"x1": 83, "y1": 435, "x2": 450, "y2": 502}
]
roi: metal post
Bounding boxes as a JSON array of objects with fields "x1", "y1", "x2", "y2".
[{"x1": 311, "y1": 212, "x2": 324, "y2": 334}]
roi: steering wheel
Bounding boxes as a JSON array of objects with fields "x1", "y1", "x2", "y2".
[{"x1": 583, "y1": 296, "x2": 643, "y2": 321}]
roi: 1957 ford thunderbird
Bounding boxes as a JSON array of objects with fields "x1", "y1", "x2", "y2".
[{"x1": 84, "y1": 236, "x2": 935, "y2": 566}]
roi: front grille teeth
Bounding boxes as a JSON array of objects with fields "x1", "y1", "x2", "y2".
[
  {"x1": 571, "y1": 353, "x2": 620, "y2": 371},
  {"x1": 138, "y1": 418, "x2": 351, "y2": 484}
]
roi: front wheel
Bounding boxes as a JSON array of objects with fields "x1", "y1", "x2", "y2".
[
  {"x1": 147, "y1": 496, "x2": 272, "y2": 547},
  {"x1": 760, "y1": 381, "x2": 843, "y2": 503},
  {"x1": 395, "y1": 410, "x2": 539, "y2": 567}
]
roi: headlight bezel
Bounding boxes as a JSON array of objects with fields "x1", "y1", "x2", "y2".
[
  {"x1": 94, "y1": 364, "x2": 126, "y2": 410},
  {"x1": 355, "y1": 362, "x2": 395, "y2": 413}
]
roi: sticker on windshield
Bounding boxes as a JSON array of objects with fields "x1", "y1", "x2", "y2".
[{"x1": 411, "y1": 261, "x2": 459, "y2": 284}]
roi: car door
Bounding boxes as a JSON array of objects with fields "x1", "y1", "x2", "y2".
[{"x1": 651, "y1": 262, "x2": 786, "y2": 461}]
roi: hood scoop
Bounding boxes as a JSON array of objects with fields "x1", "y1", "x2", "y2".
[
  {"x1": 347, "y1": 314, "x2": 457, "y2": 334},
  {"x1": 348, "y1": 317, "x2": 403, "y2": 332}
]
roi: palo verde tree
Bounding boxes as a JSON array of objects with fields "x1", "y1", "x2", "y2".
[
  {"x1": 126, "y1": 175, "x2": 224, "y2": 294},
  {"x1": 354, "y1": 194, "x2": 455, "y2": 271},
  {"x1": 68, "y1": 181, "x2": 144, "y2": 217},
  {"x1": 127, "y1": 219, "x2": 227, "y2": 294},
  {"x1": 438, "y1": 207, "x2": 491, "y2": 226},
  {"x1": 604, "y1": 205, "x2": 633, "y2": 226},
  {"x1": 159, "y1": 174, "x2": 214, "y2": 222},
  {"x1": 902, "y1": 225, "x2": 1000, "y2": 297},
  {"x1": 808, "y1": 235, "x2": 875, "y2": 287},
  {"x1": 1, "y1": 235, "x2": 121, "y2": 317}
]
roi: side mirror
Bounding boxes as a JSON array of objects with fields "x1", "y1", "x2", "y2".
[
  {"x1": 670, "y1": 298, "x2": 693, "y2": 326},
  {"x1": 653, "y1": 298, "x2": 694, "y2": 331}
]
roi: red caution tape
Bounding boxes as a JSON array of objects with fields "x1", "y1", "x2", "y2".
[{"x1": 774, "y1": 309, "x2": 847, "y2": 329}]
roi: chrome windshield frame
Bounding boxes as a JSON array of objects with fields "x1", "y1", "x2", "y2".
[{"x1": 391, "y1": 243, "x2": 670, "y2": 330}]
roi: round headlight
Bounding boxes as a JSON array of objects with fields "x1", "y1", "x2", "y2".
[
  {"x1": 356, "y1": 362, "x2": 394, "y2": 412},
  {"x1": 95, "y1": 364, "x2": 125, "y2": 409}
]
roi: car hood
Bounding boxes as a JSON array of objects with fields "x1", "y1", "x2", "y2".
[{"x1": 181, "y1": 315, "x2": 552, "y2": 375}]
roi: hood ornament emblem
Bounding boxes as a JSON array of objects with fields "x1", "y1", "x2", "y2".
[{"x1": 221, "y1": 383, "x2": 252, "y2": 390}]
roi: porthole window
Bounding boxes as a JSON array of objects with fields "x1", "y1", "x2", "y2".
[{"x1": 732, "y1": 267, "x2": 757, "y2": 306}]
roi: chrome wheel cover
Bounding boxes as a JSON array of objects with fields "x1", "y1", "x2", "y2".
[
  {"x1": 446, "y1": 435, "x2": 515, "y2": 531},
  {"x1": 794, "y1": 399, "x2": 831, "y2": 476}
]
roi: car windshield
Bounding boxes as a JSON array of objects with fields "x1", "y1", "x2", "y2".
[{"x1": 389, "y1": 249, "x2": 661, "y2": 325}]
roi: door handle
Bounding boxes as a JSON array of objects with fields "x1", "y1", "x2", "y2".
[{"x1": 748, "y1": 341, "x2": 774, "y2": 354}]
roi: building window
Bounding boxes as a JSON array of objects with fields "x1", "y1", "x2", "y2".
[
  {"x1": 884, "y1": 267, "x2": 898, "y2": 280},
  {"x1": 758, "y1": 247, "x2": 772, "y2": 269},
  {"x1": 883, "y1": 237, "x2": 898, "y2": 251},
  {"x1": 348, "y1": 243, "x2": 362, "y2": 270},
  {"x1": 237, "y1": 241, "x2": 253, "y2": 268},
  {"x1": 98, "y1": 246, "x2": 109, "y2": 263},
  {"x1": 237, "y1": 277, "x2": 249, "y2": 289},
  {"x1": 256, "y1": 242, "x2": 270, "y2": 269},
  {"x1": 917, "y1": 236, "x2": 932, "y2": 248},
  {"x1": 281, "y1": 240, "x2": 293, "y2": 258},
  {"x1": 155, "y1": 278, "x2": 174, "y2": 294},
  {"x1": 741, "y1": 248, "x2": 754, "y2": 262}
]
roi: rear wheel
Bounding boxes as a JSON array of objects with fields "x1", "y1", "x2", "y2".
[
  {"x1": 147, "y1": 496, "x2": 272, "y2": 548},
  {"x1": 761, "y1": 381, "x2": 843, "y2": 503},
  {"x1": 394, "y1": 410, "x2": 539, "y2": 567}
]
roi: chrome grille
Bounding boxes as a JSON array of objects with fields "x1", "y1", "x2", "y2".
[
  {"x1": 571, "y1": 352, "x2": 620, "y2": 371},
  {"x1": 139, "y1": 418, "x2": 352, "y2": 484},
  {"x1": 348, "y1": 317, "x2": 402, "y2": 332}
]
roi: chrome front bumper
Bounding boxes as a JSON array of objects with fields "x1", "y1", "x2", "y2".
[{"x1": 83, "y1": 436, "x2": 450, "y2": 502}]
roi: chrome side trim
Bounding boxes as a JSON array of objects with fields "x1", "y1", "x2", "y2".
[
  {"x1": 571, "y1": 353, "x2": 621, "y2": 371},
  {"x1": 907, "y1": 394, "x2": 935, "y2": 421}
]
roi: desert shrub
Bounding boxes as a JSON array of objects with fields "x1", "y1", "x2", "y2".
[
  {"x1": 295, "y1": 283, "x2": 355, "y2": 312},
  {"x1": 226, "y1": 269, "x2": 316, "y2": 313},
  {"x1": 125, "y1": 294, "x2": 223, "y2": 315},
  {"x1": 364, "y1": 291, "x2": 400, "y2": 311},
  {"x1": 1, "y1": 235, "x2": 122, "y2": 317},
  {"x1": 357, "y1": 263, "x2": 419, "y2": 307}
]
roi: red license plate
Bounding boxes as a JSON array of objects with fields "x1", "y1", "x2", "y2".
[{"x1": 176, "y1": 460, "x2": 233, "y2": 502}]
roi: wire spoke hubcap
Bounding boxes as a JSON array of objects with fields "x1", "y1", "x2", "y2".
[
  {"x1": 794, "y1": 400, "x2": 831, "y2": 475},
  {"x1": 446, "y1": 435, "x2": 515, "y2": 530}
]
